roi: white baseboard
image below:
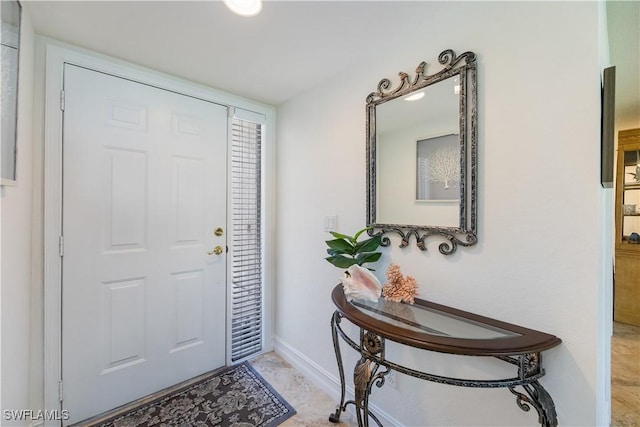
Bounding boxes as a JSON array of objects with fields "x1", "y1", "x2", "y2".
[{"x1": 273, "y1": 336, "x2": 402, "y2": 426}]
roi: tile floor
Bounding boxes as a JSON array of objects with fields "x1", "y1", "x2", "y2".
[
  {"x1": 253, "y1": 323, "x2": 640, "y2": 427},
  {"x1": 250, "y1": 352, "x2": 357, "y2": 427},
  {"x1": 611, "y1": 322, "x2": 640, "y2": 427}
]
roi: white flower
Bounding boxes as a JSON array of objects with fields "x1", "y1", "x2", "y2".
[{"x1": 341, "y1": 265, "x2": 382, "y2": 302}]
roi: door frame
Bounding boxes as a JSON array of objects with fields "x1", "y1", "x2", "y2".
[{"x1": 43, "y1": 42, "x2": 276, "y2": 424}]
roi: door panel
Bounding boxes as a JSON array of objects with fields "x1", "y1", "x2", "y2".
[{"x1": 62, "y1": 64, "x2": 227, "y2": 424}]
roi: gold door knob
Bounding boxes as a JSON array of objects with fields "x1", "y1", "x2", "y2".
[
  {"x1": 214, "y1": 227, "x2": 224, "y2": 236},
  {"x1": 208, "y1": 245, "x2": 224, "y2": 255}
]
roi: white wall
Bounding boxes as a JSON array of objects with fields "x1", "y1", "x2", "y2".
[
  {"x1": 607, "y1": 0, "x2": 640, "y2": 132},
  {"x1": 276, "y1": 2, "x2": 606, "y2": 426},
  {"x1": 1, "y1": 10, "x2": 35, "y2": 425}
]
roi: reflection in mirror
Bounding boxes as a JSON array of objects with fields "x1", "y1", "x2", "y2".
[
  {"x1": 366, "y1": 49, "x2": 477, "y2": 255},
  {"x1": 1, "y1": 0, "x2": 21, "y2": 184},
  {"x1": 622, "y1": 149, "x2": 640, "y2": 241},
  {"x1": 376, "y1": 76, "x2": 460, "y2": 227}
]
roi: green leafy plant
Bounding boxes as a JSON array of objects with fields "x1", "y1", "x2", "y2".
[{"x1": 325, "y1": 227, "x2": 382, "y2": 269}]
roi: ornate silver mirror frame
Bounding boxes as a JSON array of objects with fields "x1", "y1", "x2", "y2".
[{"x1": 366, "y1": 49, "x2": 477, "y2": 255}]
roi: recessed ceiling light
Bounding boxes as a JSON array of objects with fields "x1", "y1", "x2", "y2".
[
  {"x1": 223, "y1": 0, "x2": 262, "y2": 17},
  {"x1": 404, "y1": 92, "x2": 425, "y2": 101}
]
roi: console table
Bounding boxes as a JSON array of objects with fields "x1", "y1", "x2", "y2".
[{"x1": 328, "y1": 285, "x2": 562, "y2": 427}]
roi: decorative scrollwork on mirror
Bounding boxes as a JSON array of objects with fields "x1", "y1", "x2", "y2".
[{"x1": 366, "y1": 49, "x2": 477, "y2": 255}]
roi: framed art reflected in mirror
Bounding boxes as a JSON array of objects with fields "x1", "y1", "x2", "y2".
[
  {"x1": 416, "y1": 133, "x2": 460, "y2": 204},
  {"x1": 1, "y1": 0, "x2": 21, "y2": 185}
]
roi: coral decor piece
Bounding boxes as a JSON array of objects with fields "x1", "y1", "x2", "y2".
[
  {"x1": 341, "y1": 264, "x2": 382, "y2": 303},
  {"x1": 382, "y1": 263, "x2": 419, "y2": 304}
]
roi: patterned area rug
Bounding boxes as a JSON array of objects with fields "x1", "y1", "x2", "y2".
[{"x1": 88, "y1": 362, "x2": 296, "y2": 427}]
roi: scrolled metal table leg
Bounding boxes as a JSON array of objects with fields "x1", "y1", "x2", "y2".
[
  {"x1": 329, "y1": 408, "x2": 342, "y2": 424},
  {"x1": 364, "y1": 367, "x2": 387, "y2": 427},
  {"x1": 329, "y1": 312, "x2": 347, "y2": 423},
  {"x1": 354, "y1": 357, "x2": 371, "y2": 427},
  {"x1": 509, "y1": 381, "x2": 558, "y2": 427},
  {"x1": 353, "y1": 357, "x2": 387, "y2": 427}
]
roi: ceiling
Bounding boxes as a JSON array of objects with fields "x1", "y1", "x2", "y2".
[
  {"x1": 24, "y1": 1, "x2": 450, "y2": 106},
  {"x1": 23, "y1": 1, "x2": 640, "y2": 113}
]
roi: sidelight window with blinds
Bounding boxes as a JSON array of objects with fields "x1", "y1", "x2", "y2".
[{"x1": 229, "y1": 115, "x2": 264, "y2": 362}]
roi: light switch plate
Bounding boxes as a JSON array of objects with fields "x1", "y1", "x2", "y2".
[{"x1": 324, "y1": 215, "x2": 337, "y2": 232}]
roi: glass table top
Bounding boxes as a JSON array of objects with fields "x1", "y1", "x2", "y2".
[{"x1": 352, "y1": 298, "x2": 520, "y2": 340}]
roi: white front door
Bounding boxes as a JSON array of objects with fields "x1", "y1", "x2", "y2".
[{"x1": 61, "y1": 64, "x2": 227, "y2": 424}]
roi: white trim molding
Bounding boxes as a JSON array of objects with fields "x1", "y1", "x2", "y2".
[
  {"x1": 43, "y1": 42, "x2": 65, "y2": 424},
  {"x1": 42, "y1": 39, "x2": 276, "y2": 425}
]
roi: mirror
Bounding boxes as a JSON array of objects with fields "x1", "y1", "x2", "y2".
[
  {"x1": 366, "y1": 49, "x2": 477, "y2": 255},
  {"x1": 1, "y1": 0, "x2": 21, "y2": 185},
  {"x1": 621, "y1": 149, "x2": 640, "y2": 243}
]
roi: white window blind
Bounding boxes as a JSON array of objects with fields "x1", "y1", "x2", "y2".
[{"x1": 230, "y1": 117, "x2": 263, "y2": 362}]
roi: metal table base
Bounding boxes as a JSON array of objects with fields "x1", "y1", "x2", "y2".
[{"x1": 328, "y1": 312, "x2": 558, "y2": 427}]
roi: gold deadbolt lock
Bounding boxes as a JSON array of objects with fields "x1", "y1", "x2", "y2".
[
  {"x1": 208, "y1": 245, "x2": 224, "y2": 256},
  {"x1": 214, "y1": 227, "x2": 224, "y2": 236}
]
